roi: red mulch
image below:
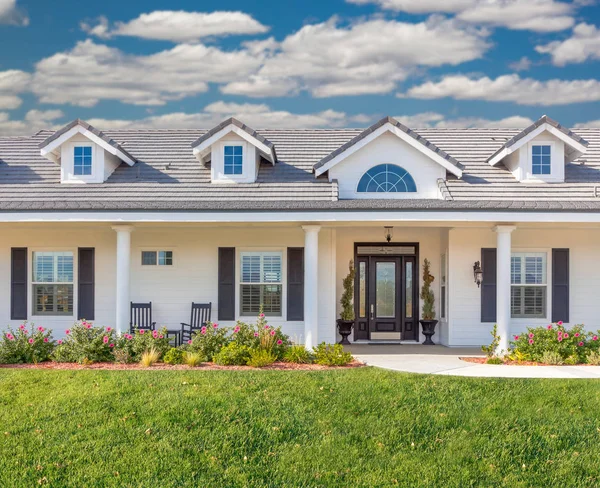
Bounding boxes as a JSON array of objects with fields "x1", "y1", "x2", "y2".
[
  {"x1": 0, "y1": 360, "x2": 365, "y2": 371},
  {"x1": 460, "y1": 357, "x2": 592, "y2": 366}
]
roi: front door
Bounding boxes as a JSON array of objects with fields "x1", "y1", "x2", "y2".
[{"x1": 354, "y1": 245, "x2": 418, "y2": 341}]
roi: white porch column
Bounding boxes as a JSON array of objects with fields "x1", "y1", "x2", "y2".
[
  {"x1": 302, "y1": 225, "x2": 321, "y2": 350},
  {"x1": 495, "y1": 225, "x2": 516, "y2": 354},
  {"x1": 112, "y1": 225, "x2": 134, "y2": 335}
]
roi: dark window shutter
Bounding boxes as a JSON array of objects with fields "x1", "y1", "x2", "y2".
[
  {"x1": 287, "y1": 247, "x2": 304, "y2": 321},
  {"x1": 552, "y1": 249, "x2": 569, "y2": 323},
  {"x1": 10, "y1": 248, "x2": 27, "y2": 320},
  {"x1": 218, "y1": 247, "x2": 235, "y2": 321},
  {"x1": 481, "y1": 248, "x2": 497, "y2": 323},
  {"x1": 78, "y1": 248, "x2": 95, "y2": 321}
]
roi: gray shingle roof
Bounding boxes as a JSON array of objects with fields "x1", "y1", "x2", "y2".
[{"x1": 1, "y1": 124, "x2": 600, "y2": 212}]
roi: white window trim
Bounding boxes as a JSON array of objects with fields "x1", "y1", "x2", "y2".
[
  {"x1": 223, "y1": 144, "x2": 244, "y2": 177},
  {"x1": 236, "y1": 247, "x2": 287, "y2": 321},
  {"x1": 213, "y1": 141, "x2": 249, "y2": 183},
  {"x1": 526, "y1": 141, "x2": 560, "y2": 182},
  {"x1": 138, "y1": 248, "x2": 176, "y2": 268},
  {"x1": 510, "y1": 248, "x2": 552, "y2": 324},
  {"x1": 61, "y1": 141, "x2": 103, "y2": 184},
  {"x1": 29, "y1": 248, "x2": 77, "y2": 318}
]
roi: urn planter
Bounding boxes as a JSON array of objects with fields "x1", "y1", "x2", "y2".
[
  {"x1": 419, "y1": 319, "x2": 438, "y2": 345},
  {"x1": 337, "y1": 319, "x2": 354, "y2": 345}
]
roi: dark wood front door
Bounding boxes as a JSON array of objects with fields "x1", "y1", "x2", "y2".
[{"x1": 354, "y1": 244, "x2": 418, "y2": 341}]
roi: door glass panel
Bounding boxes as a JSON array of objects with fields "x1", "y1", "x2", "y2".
[
  {"x1": 359, "y1": 261, "x2": 366, "y2": 318},
  {"x1": 406, "y1": 261, "x2": 413, "y2": 318},
  {"x1": 376, "y1": 262, "x2": 395, "y2": 318}
]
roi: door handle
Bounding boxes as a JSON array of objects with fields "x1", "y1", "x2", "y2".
[{"x1": 370, "y1": 304, "x2": 374, "y2": 320}]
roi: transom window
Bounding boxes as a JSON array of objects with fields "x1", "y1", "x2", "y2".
[
  {"x1": 32, "y1": 251, "x2": 74, "y2": 316},
  {"x1": 511, "y1": 252, "x2": 547, "y2": 319},
  {"x1": 74, "y1": 146, "x2": 93, "y2": 176},
  {"x1": 357, "y1": 164, "x2": 417, "y2": 193},
  {"x1": 224, "y1": 145, "x2": 243, "y2": 175},
  {"x1": 532, "y1": 145, "x2": 551, "y2": 175},
  {"x1": 240, "y1": 252, "x2": 282, "y2": 316},
  {"x1": 141, "y1": 251, "x2": 173, "y2": 266}
]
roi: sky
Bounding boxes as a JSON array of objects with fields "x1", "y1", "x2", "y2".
[{"x1": 0, "y1": 0, "x2": 599, "y2": 134}]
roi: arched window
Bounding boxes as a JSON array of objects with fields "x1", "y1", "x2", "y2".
[{"x1": 357, "y1": 164, "x2": 417, "y2": 193}]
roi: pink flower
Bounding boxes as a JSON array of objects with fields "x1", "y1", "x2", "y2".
[
  {"x1": 563, "y1": 333, "x2": 569, "y2": 339},
  {"x1": 593, "y1": 336, "x2": 598, "y2": 341},
  {"x1": 529, "y1": 339, "x2": 534, "y2": 345},
  {"x1": 277, "y1": 339, "x2": 283, "y2": 345},
  {"x1": 6, "y1": 334, "x2": 14, "y2": 341},
  {"x1": 65, "y1": 329, "x2": 70, "y2": 335},
  {"x1": 139, "y1": 330, "x2": 145, "y2": 335},
  {"x1": 19, "y1": 324, "x2": 25, "y2": 330},
  {"x1": 528, "y1": 333, "x2": 534, "y2": 339},
  {"x1": 575, "y1": 333, "x2": 580, "y2": 338},
  {"x1": 213, "y1": 323, "x2": 219, "y2": 328},
  {"x1": 28, "y1": 338, "x2": 34, "y2": 344},
  {"x1": 233, "y1": 326, "x2": 240, "y2": 333},
  {"x1": 187, "y1": 340, "x2": 192, "y2": 345},
  {"x1": 578, "y1": 342, "x2": 584, "y2": 347},
  {"x1": 85, "y1": 324, "x2": 92, "y2": 329},
  {"x1": 557, "y1": 321, "x2": 563, "y2": 325},
  {"x1": 22, "y1": 330, "x2": 27, "y2": 335},
  {"x1": 254, "y1": 332, "x2": 259, "y2": 337},
  {"x1": 514, "y1": 335, "x2": 519, "y2": 341},
  {"x1": 57, "y1": 339, "x2": 63, "y2": 345},
  {"x1": 259, "y1": 313, "x2": 265, "y2": 318},
  {"x1": 264, "y1": 325, "x2": 270, "y2": 330},
  {"x1": 109, "y1": 343, "x2": 114, "y2": 348},
  {"x1": 37, "y1": 326, "x2": 44, "y2": 332},
  {"x1": 270, "y1": 330, "x2": 276, "y2": 336},
  {"x1": 201, "y1": 328, "x2": 207, "y2": 335},
  {"x1": 106, "y1": 327, "x2": 112, "y2": 332},
  {"x1": 159, "y1": 335, "x2": 164, "y2": 339},
  {"x1": 43, "y1": 338, "x2": 48, "y2": 343},
  {"x1": 103, "y1": 336, "x2": 109, "y2": 343},
  {"x1": 547, "y1": 325, "x2": 553, "y2": 330},
  {"x1": 558, "y1": 337, "x2": 563, "y2": 342}
]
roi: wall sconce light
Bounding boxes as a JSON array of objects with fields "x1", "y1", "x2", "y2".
[
  {"x1": 384, "y1": 226, "x2": 394, "y2": 243},
  {"x1": 473, "y1": 261, "x2": 483, "y2": 288}
]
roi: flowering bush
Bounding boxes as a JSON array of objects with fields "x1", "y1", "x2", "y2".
[
  {"x1": 510, "y1": 322, "x2": 600, "y2": 364},
  {"x1": 52, "y1": 321, "x2": 117, "y2": 363},
  {"x1": 0, "y1": 323, "x2": 54, "y2": 364},
  {"x1": 114, "y1": 327, "x2": 171, "y2": 363},
  {"x1": 185, "y1": 322, "x2": 229, "y2": 361},
  {"x1": 231, "y1": 313, "x2": 291, "y2": 360}
]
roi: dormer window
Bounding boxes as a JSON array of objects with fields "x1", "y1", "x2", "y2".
[
  {"x1": 74, "y1": 146, "x2": 93, "y2": 176},
  {"x1": 224, "y1": 145, "x2": 243, "y2": 175},
  {"x1": 532, "y1": 145, "x2": 551, "y2": 175}
]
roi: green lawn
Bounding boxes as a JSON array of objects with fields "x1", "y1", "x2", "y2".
[{"x1": 0, "y1": 368, "x2": 599, "y2": 487}]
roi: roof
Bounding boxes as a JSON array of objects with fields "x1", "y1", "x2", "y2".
[
  {"x1": 314, "y1": 116, "x2": 465, "y2": 176},
  {"x1": 487, "y1": 115, "x2": 589, "y2": 166},
  {"x1": 39, "y1": 119, "x2": 138, "y2": 165},
  {"x1": 2, "y1": 125, "x2": 600, "y2": 212}
]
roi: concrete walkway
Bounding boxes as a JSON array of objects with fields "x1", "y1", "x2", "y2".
[{"x1": 348, "y1": 344, "x2": 600, "y2": 379}]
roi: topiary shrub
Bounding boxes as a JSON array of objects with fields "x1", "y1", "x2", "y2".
[
  {"x1": 214, "y1": 342, "x2": 251, "y2": 366},
  {"x1": 0, "y1": 323, "x2": 54, "y2": 364},
  {"x1": 420, "y1": 259, "x2": 436, "y2": 320},
  {"x1": 314, "y1": 343, "x2": 353, "y2": 366},
  {"x1": 53, "y1": 321, "x2": 117, "y2": 363},
  {"x1": 283, "y1": 345, "x2": 313, "y2": 364},
  {"x1": 340, "y1": 260, "x2": 355, "y2": 321}
]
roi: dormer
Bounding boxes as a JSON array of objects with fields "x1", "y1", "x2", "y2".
[
  {"x1": 191, "y1": 118, "x2": 277, "y2": 184},
  {"x1": 39, "y1": 119, "x2": 136, "y2": 184},
  {"x1": 487, "y1": 116, "x2": 588, "y2": 183},
  {"x1": 313, "y1": 116, "x2": 464, "y2": 200}
]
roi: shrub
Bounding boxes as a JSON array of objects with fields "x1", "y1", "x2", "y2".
[
  {"x1": 283, "y1": 345, "x2": 313, "y2": 364},
  {"x1": 0, "y1": 323, "x2": 54, "y2": 364},
  {"x1": 183, "y1": 351, "x2": 204, "y2": 367},
  {"x1": 113, "y1": 348, "x2": 132, "y2": 364},
  {"x1": 53, "y1": 321, "x2": 116, "y2": 363},
  {"x1": 185, "y1": 323, "x2": 229, "y2": 361},
  {"x1": 485, "y1": 357, "x2": 504, "y2": 365},
  {"x1": 214, "y1": 342, "x2": 251, "y2": 366},
  {"x1": 163, "y1": 347, "x2": 184, "y2": 365},
  {"x1": 247, "y1": 348, "x2": 277, "y2": 368},
  {"x1": 481, "y1": 324, "x2": 501, "y2": 358},
  {"x1": 314, "y1": 343, "x2": 353, "y2": 366},
  {"x1": 587, "y1": 351, "x2": 600, "y2": 366},
  {"x1": 140, "y1": 347, "x2": 160, "y2": 367},
  {"x1": 510, "y1": 323, "x2": 600, "y2": 364},
  {"x1": 540, "y1": 351, "x2": 564, "y2": 365},
  {"x1": 114, "y1": 328, "x2": 170, "y2": 363}
]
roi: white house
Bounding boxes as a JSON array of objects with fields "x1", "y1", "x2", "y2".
[{"x1": 1, "y1": 115, "x2": 599, "y2": 351}]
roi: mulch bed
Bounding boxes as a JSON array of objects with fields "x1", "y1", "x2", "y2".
[
  {"x1": 460, "y1": 357, "x2": 593, "y2": 366},
  {"x1": 0, "y1": 360, "x2": 365, "y2": 371}
]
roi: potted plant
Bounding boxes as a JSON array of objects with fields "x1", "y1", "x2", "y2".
[
  {"x1": 337, "y1": 260, "x2": 355, "y2": 345},
  {"x1": 419, "y1": 258, "x2": 438, "y2": 345}
]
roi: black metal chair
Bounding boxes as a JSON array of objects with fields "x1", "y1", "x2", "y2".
[
  {"x1": 130, "y1": 302, "x2": 156, "y2": 333},
  {"x1": 181, "y1": 302, "x2": 212, "y2": 343}
]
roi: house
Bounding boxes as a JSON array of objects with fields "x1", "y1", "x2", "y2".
[{"x1": 1, "y1": 114, "x2": 598, "y2": 351}]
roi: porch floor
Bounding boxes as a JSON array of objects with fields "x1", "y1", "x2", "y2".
[{"x1": 347, "y1": 344, "x2": 600, "y2": 378}]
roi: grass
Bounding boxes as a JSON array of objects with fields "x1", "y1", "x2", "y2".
[{"x1": 0, "y1": 368, "x2": 599, "y2": 487}]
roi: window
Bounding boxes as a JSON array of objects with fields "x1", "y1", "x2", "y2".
[
  {"x1": 511, "y1": 253, "x2": 547, "y2": 319},
  {"x1": 532, "y1": 145, "x2": 551, "y2": 175},
  {"x1": 357, "y1": 164, "x2": 417, "y2": 193},
  {"x1": 141, "y1": 251, "x2": 173, "y2": 266},
  {"x1": 224, "y1": 145, "x2": 243, "y2": 175},
  {"x1": 440, "y1": 254, "x2": 447, "y2": 319},
  {"x1": 240, "y1": 252, "x2": 282, "y2": 316},
  {"x1": 32, "y1": 251, "x2": 74, "y2": 316},
  {"x1": 74, "y1": 146, "x2": 92, "y2": 176}
]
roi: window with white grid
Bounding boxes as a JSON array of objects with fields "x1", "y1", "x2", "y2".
[
  {"x1": 240, "y1": 252, "x2": 282, "y2": 316},
  {"x1": 511, "y1": 252, "x2": 547, "y2": 319},
  {"x1": 32, "y1": 251, "x2": 74, "y2": 316}
]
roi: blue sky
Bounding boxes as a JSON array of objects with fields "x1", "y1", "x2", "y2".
[{"x1": 0, "y1": 0, "x2": 599, "y2": 133}]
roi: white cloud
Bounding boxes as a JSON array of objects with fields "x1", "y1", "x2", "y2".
[
  {"x1": 222, "y1": 17, "x2": 490, "y2": 98},
  {"x1": 84, "y1": 101, "x2": 366, "y2": 130},
  {"x1": 81, "y1": 10, "x2": 268, "y2": 42},
  {"x1": 0, "y1": 109, "x2": 64, "y2": 136},
  {"x1": 348, "y1": 0, "x2": 576, "y2": 32},
  {"x1": 509, "y1": 56, "x2": 532, "y2": 71},
  {"x1": 536, "y1": 23, "x2": 600, "y2": 65},
  {"x1": 0, "y1": 0, "x2": 28, "y2": 26},
  {"x1": 574, "y1": 119, "x2": 600, "y2": 128},
  {"x1": 402, "y1": 74, "x2": 600, "y2": 105},
  {"x1": 0, "y1": 69, "x2": 31, "y2": 109},
  {"x1": 30, "y1": 39, "x2": 265, "y2": 107},
  {"x1": 394, "y1": 112, "x2": 533, "y2": 128}
]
